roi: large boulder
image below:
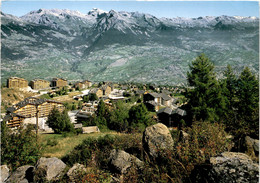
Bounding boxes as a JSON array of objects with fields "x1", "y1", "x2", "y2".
[
  {"x1": 108, "y1": 149, "x2": 144, "y2": 174},
  {"x1": 33, "y1": 157, "x2": 66, "y2": 182},
  {"x1": 245, "y1": 136, "x2": 259, "y2": 155},
  {"x1": 66, "y1": 163, "x2": 87, "y2": 183},
  {"x1": 6, "y1": 165, "x2": 34, "y2": 183},
  {"x1": 191, "y1": 152, "x2": 259, "y2": 183},
  {"x1": 143, "y1": 123, "x2": 174, "y2": 158},
  {"x1": 1, "y1": 165, "x2": 9, "y2": 183}
]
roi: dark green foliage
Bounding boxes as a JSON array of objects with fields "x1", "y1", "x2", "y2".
[
  {"x1": 95, "y1": 100, "x2": 110, "y2": 128},
  {"x1": 83, "y1": 95, "x2": 90, "y2": 103},
  {"x1": 56, "y1": 86, "x2": 69, "y2": 96},
  {"x1": 62, "y1": 134, "x2": 142, "y2": 168},
  {"x1": 88, "y1": 93, "x2": 98, "y2": 101},
  {"x1": 1, "y1": 122, "x2": 42, "y2": 170},
  {"x1": 236, "y1": 67, "x2": 259, "y2": 137},
  {"x1": 107, "y1": 101, "x2": 129, "y2": 132},
  {"x1": 128, "y1": 103, "x2": 154, "y2": 131},
  {"x1": 78, "y1": 101, "x2": 83, "y2": 109},
  {"x1": 39, "y1": 94, "x2": 51, "y2": 99},
  {"x1": 46, "y1": 139, "x2": 58, "y2": 146},
  {"x1": 46, "y1": 107, "x2": 74, "y2": 134},
  {"x1": 185, "y1": 54, "x2": 226, "y2": 122}
]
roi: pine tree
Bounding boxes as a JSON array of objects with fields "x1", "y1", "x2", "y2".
[
  {"x1": 237, "y1": 67, "x2": 259, "y2": 137},
  {"x1": 186, "y1": 54, "x2": 225, "y2": 121},
  {"x1": 96, "y1": 100, "x2": 110, "y2": 127},
  {"x1": 220, "y1": 65, "x2": 238, "y2": 129}
]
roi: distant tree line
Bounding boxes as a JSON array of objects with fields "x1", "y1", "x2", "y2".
[{"x1": 85, "y1": 100, "x2": 155, "y2": 132}]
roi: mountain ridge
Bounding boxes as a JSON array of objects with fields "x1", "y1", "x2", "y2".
[{"x1": 1, "y1": 9, "x2": 259, "y2": 85}]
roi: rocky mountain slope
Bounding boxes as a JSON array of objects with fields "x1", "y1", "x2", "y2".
[{"x1": 1, "y1": 8, "x2": 259, "y2": 85}]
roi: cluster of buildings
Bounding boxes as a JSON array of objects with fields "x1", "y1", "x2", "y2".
[
  {"x1": 143, "y1": 92, "x2": 187, "y2": 126},
  {"x1": 4, "y1": 97, "x2": 65, "y2": 128},
  {"x1": 7, "y1": 77, "x2": 93, "y2": 90},
  {"x1": 4, "y1": 77, "x2": 186, "y2": 129}
]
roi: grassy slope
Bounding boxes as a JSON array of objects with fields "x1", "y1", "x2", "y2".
[
  {"x1": 1, "y1": 87, "x2": 36, "y2": 113},
  {"x1": 39, "y1": 131, "x2": 124, "y2": 158}
]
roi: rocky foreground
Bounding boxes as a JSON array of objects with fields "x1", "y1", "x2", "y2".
[{"x1": 1, "y1": 123, "x2": 259, "y2": 183}]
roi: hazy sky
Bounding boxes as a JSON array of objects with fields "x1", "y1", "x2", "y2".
[{"x1": 2, "y1": 1, "x2": 259, "y2": 18}]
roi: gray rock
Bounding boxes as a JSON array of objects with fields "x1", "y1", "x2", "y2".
[
  {"x1": 33, "y1": 157, "x2": 66, "y2": 182},
  {"x1": 109, "y1": 149, "x2": 144, "y2": 174},
  {"x1": 0, "y1": 165, "x2": 9, "y2": 183},
  {"x1": 6, "y1": 165, "x2": 34, "y2": 183},
  {"x1": 191, "y1": 152, "x2": 259, "y2": 183},
  {"x1": 143, "y1": 123, "x2": 174, "y2": 158},
  {"x1": 66, "y1": 163, "x2": 87, "y2": 183},
  {"x1": 245, "y1": 136, "x2": 259, "y2": 155}
]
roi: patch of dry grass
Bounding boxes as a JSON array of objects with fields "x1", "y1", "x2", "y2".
[{"x1": 39, "y1": 131, "x2": 122, "y2": 158}]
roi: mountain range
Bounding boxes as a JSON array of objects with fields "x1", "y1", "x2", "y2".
[{"x1": 1, "y1": 8, "x2": 259, "y2": 85}]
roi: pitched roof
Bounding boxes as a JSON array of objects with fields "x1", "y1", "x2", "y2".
[
  {"x1": 136, "y1": 90, "x2": 145, "y2": 94},
  {"x1": 3, "y1": 113, "x2": 26, "y2": 121},
  {"x1": 145, "y1": 101, "x2": 159, "y2": 106},
  {"x1": 7, "y1": 97, "x2": 63, "y2": 112},
  {"x1": 160, "y1": 93, "x2": 171, "y2": 101},
  {"x1": 158, "y1": 107, "x2": 186, "y2": 116},
  {"x1": 148, "y1": 92, "x2": 161, "y2": 98},
  {"x1": 173, "y1": 108, "x2": 187, "y2": 116},
  {"x1": 157, "y1": 107, "x2": 172, "y2": 115}
]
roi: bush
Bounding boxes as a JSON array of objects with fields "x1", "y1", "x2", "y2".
[
  {"x1": 46, "y1": 139, "x2": 58, "y2": 146},
  {"x1": 1, "y1": 123, "x2": 43, "y2": 171},
  {"x1": 46, "y1": 107, "x2": 74, "y2": 134},
  {"x1": 176, "y1": 122, "x2": 232, "y2": 168},
  {"x1": 62, "y1": 134, "x2": 143, "y2": 168}
]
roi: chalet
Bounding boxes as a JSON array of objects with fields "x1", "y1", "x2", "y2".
[
  {"x1": 29, "y1": 79, "x2": 50, "y2": 90},
  {"x1": 3, "y1": 113, "x2": 26, "y2": 128},
  {"x1": 160, "y1": 93, "x2": 172, "y2": 107},
  {"x1": 144, "y1": 101, "x2": 160, "y2": 112},
  {"x1": 52, "y1": 78, "x2": 67, "y2": 88},
  {"x1": 74, "y1": 82, "x2": 85, "y2": 90},
  {"x1": 144, "y1": 93, "x2": 161, "y2": 105},
  {"x1": 74, "y1": 80, "x2": 92, "y2": 90},
  {"x1": 76, "y1": 107, "x2": 96, "y2": 122},
  {"x1": 162, "y1": 90, "x2": 171, "y2": 95},
  {"x1": 90, "y1": 88, "x2": 103, "y2": 98},
  {"x1": 7, "y1": 77, "x2": 28, "y2": 89},
  {"x1": 157, "y1": 107, "x2": 187, "y2": 127},
  {"x1": 7, "y1": 97, "x2": 65, "y2": 119}
]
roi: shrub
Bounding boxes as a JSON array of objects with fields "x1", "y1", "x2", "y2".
[
  {"x1": 46, "y1": 139, "x2": 58, "y2": 146},
  {"x1": 62, "y1": 134, "x2": 143, "y2": 168},
  {"x1": 1, "y1": 123, "x2": 43, "y2": 171},
  {"x1": 175, "y1": 122, "x2": 232, "y2": 169},
  {"x1": 46, "y1": 107, "x2": 74, "y2": 134}
]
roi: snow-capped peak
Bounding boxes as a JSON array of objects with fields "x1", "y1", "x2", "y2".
[{"x1": 88, "y1": 8, "x2": 108, "y2": 17}]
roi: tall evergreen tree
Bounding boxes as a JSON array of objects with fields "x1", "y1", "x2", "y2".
[
  {"x1": 96, "y1": 100, "x2": 110, "y2": 127},
  {"x1": 236, "y1": 67, "x2": 259, "y2": 137},
  {"x1": 220, "y1": 65, "x2": 238, "y2": 129},
  {"x1": 185, "y1": 54, "x2": 225, "y2": 121}
]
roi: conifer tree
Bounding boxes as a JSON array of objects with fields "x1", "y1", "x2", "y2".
[
  {"x1": 236, "y1": 67, "x2": 259, "y2": 137},
  {"x1": 185, "y1": 54, "x2": 225, "y2": 121}
]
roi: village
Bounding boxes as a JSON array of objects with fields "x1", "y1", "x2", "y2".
[{"x1": 2, "y1": 76, "x2": 187, "y2": 133}]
